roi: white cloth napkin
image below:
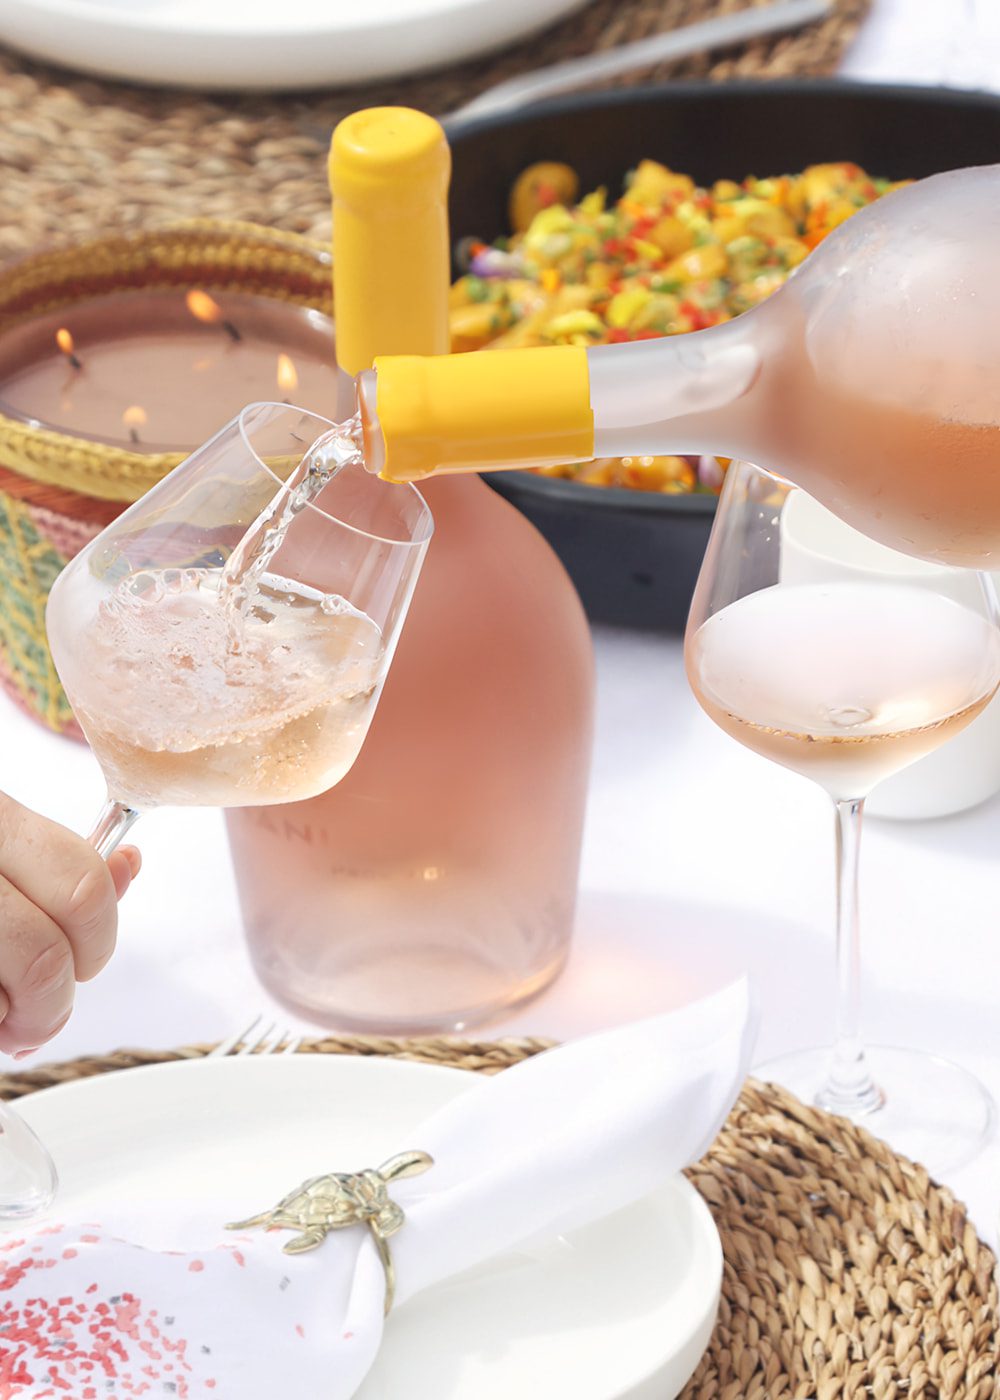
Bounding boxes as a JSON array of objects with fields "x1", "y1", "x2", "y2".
[{"x1": 0, "y1": 981, "x2": 752, "y2": 1399}]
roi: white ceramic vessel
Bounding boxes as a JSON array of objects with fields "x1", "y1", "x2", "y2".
[{"x1": 0, "y1": 0, "x2": 590, "y2": 91}]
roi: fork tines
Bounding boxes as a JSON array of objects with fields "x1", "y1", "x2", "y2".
[{"x1": 211, "y1": 1014, "x2": 303, "y2": 1058}]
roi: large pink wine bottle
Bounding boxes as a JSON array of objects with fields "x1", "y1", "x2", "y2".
[
  {"x1": 361, "y1": 165, "x2": 1000, "y2": 570},
  {"x1": 225, "y1": 109, "x2": 594, "y2": 1032}
]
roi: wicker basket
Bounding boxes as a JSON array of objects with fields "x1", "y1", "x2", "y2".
[{"x1": 0, "y1": 223, "x2": 332, "y2": 734}]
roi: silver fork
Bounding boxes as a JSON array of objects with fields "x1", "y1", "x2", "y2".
[{"x1": 211, "y1": 1013, "x2": 303, "y2": 1058}]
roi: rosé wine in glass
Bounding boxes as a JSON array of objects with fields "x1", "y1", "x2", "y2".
[
  {"x1": 46, "y1": 401, "x2": 432, "y2": 855},
  {"x1": 688, "y1": 581, "x2": 1000, "y2": 802},
  {"x1": 65, "y1": 567, "x2": 384, "y2": 811}
]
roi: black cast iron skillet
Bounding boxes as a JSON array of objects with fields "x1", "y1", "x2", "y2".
[{"x1": 445, "y1": 80, "x2": 1000, "y2": 631}]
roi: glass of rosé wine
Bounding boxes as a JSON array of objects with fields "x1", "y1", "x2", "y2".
[
  {"x1": 46, "y1": 401, "x2": 433, "y2": 859},
  {"x1": 685, "y1": 458, "x2": 1000, "y2": 1174}
]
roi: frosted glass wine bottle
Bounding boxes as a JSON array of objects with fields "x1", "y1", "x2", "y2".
[
  {"x1": 224, "y1": 109, "x2": 594, "y2": 1032},
  {"x1": 359, "y1": 164, "x2": 1000, "y2": 569}
]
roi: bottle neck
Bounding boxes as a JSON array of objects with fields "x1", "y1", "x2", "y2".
[
  {"x1": 588, "y1": 318, "x2": 762, "y2": 460},
  {"x1": 361, "y1": 317, "x2": 766, "y2": 483}
]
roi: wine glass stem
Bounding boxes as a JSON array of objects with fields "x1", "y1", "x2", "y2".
[
  {"x1": 88, "y1": 800, "x2": 140, "y2": 859},
  {"x1": 816, "y1": 797, "x2": 885, "y2": 1119}
]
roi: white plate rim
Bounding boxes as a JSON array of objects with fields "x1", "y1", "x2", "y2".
[
  {"x1": 0, "y1": 0, "x2": 592, "y2": 89},
  {"x1": 14, "y1": 1054, "x2": 722, "y2": 1400}
]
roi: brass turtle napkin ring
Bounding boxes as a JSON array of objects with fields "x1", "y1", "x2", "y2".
[{"x1": 226, "y1": 1151, "x2": 434, "y2": 1314}]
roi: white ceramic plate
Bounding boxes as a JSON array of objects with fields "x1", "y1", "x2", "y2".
[
  {"x1": 13, "y1": 1055, "x2": 721, "y2": 1400},
  {"x1": 0, "y1": 0, "x2": 590, "y2": 91}
]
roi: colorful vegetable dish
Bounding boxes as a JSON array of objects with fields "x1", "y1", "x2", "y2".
[{"x1": 452, "y1": 160, "x2": 904, "y2": 494}]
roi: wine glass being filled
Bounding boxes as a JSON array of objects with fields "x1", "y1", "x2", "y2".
[{"x1": 47, "y1": 401, "x2": 432, "y2": 855}]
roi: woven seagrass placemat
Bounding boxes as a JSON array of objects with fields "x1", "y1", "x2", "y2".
[
  {"x1": 3, "y1": 1038, "x2": 996, "y2": 1398},
  {"x1": 0, "y1": 0, "x2": 870, "y2": 262}
]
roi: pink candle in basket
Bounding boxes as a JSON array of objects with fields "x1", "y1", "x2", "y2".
[
  {"x1": 0, "y1": 285, "x2": 336, "y2": 736},
  {"x1": 0, "y1": 288, "x2": 336, "y2": 448}
]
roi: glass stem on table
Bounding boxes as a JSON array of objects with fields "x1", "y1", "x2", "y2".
[
  {"x1": 816, "y1": 796, "x2": 884, "y2": 1119},
  {"x1": 89, "y1": 800, "x2": 140, "y2": 859}
]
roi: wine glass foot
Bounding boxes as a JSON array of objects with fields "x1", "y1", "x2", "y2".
[
  {"x1": 754, "y1": 1043, "x2": 995, "y2": 1177},
  {"x1": 0, "y1": 1099, "x2": 58, "y2": 1222},
  {"x1": 815, "y1": 1072, "x2": 885, "y2": 1119}
]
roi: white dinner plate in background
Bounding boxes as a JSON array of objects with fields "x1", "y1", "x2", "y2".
[
  {"x1": 13, "y1": 1055, "x2": 722, "y2": 1400},
  {"x1": 0, "y1": 0, "x2": 589, "y2": 91}
]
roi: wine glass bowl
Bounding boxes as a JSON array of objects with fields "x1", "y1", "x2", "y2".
[
  {"x1": 685, "y1": 459, "x2": 1000, "y2": 1172},
  {"x1": 46, "y1": 401, "x2": 432, "y2": 849},
  {"x1": 781, "y1": 489, "x2": 1000, "y2": 819}
]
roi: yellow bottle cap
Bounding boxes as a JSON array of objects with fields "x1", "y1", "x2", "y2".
[
  {"x1": 371, "y1": 346, "x2": 595, "y2": 482},
  {"x1": 330, "y1": 108, "x2": 451, "y2": 376}
]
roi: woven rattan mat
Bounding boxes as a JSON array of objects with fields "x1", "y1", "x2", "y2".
[
  {"x1": 3, "y1": 1040, "x2": 996, "y2": 1398},
  {"x1": 0, "y1": 0, "x2": 869, "y2": 262}
]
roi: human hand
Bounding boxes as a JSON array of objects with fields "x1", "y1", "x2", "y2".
[{"x1": 0, "y1": 793, "x2": 140, "y2": 1058}]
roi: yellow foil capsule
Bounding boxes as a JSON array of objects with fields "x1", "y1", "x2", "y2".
[
  {"x1": 370, "y1": 345, "x2": 595, "y2": 483},
  {"x1": 330, "y1": 108, "x2": 451, "y2": 376}
]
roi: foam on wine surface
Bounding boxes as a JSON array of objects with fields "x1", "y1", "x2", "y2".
[
  {"x1": 687, "y1": 582, "x2": 1000, "y2": 799},
  {"x1": 73, "y1": 566, "x2": 383, "y2": 809}
]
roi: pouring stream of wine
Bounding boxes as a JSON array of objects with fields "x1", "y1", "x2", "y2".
[{"x1": 222, "y1": 417, "x2": 363, "y2": 645}]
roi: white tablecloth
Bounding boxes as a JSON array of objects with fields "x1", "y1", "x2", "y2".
[{"x1": 2, "y1": 0, "x2": 999, "y2": 1236}]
